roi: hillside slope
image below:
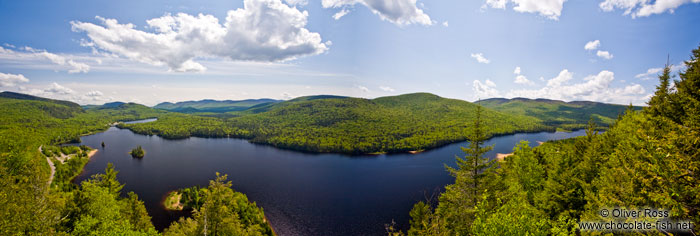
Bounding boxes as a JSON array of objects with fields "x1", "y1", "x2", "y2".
[{"x1": 480, "y1": 97, "x2": 640, "y2": 130}]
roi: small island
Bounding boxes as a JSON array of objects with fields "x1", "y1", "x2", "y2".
[
  {"x1": 163, "y1": 186, "x2": 205, "y2": 211},
  {"x1": 129, "y1": 145, "x2": 145, "y2": 158}
]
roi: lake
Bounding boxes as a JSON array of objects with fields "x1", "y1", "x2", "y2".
[{"x1": 74, "y1": 124, "x2": 586, "y2": 236}]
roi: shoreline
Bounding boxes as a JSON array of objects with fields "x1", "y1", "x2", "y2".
[
  {"x1": 118, "y1": 125, "x2": 587, "y2": 156},
  {"x1": 87, "y1": 149, "x2": 98, "y2": 158},
  {"x1": 496, "y1": 152, "x2": 513, "y2": 161}
]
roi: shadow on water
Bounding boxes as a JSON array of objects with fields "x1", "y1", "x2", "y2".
[{"x1": 73, "y1": 122, "x2": 586, "y2": 236}]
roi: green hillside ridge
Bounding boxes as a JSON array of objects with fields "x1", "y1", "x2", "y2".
[
  {"x1": 480, "y1": 97, "x2": 641, "y2": 130},
  {"x1": 121, "y1": 92, "x2": 631, "y2": 154}
]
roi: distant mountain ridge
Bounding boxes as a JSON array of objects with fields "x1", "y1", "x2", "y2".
[{"x1": 154, "y1": 98, "x2": 282, "y2": 113}]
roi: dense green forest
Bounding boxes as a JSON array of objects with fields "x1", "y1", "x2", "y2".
[
  {"x1": 0, "y1": 93, "x2": 273, "y2": 235},
  {"x1": 480, "y1": 97, "x2": 641, "y2": 130},
  {"x1": 392, "y1": 47, "x2": 700, "y2": 235},
  {"x1": 122, "y1": 93, "x2": 630, "y2": 154}
]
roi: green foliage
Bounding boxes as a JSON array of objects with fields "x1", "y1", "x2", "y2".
[
  {"x1": 68, "y1": 165, "x2": 158, "y2": 235},
  {"x1": 164, "y1": 173, "x2": 273, "y2": 236},
  {"x1": 130, "y1": 146, "x2": 145, "y2": 158},
  {"x1": 180, "y1": 186, "x2": 206, "y2": 210}
]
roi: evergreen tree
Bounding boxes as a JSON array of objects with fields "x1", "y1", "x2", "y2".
[
  {"x1": 444, "y1": 104, "x2": 495, "y2": 206},
  {"x1": 675, "y1": 46, "x2": 700, "y2": 130},
  {"x1": 404, "y1": 104, "x2": 497, "y2": 235},
  {"x1": 646, "y1": 64, "x2": 672, "y2": 118}
]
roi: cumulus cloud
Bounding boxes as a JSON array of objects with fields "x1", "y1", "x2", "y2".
[
  {"x1": 71, "y1": 0, "x2": 330, "y2": 72},
  {"x1": 44, "y1": 82, "x2": 75, "y2": 95},
  {"x1": 599, "y1": 0, "x2": 700, "y2": 18},
  {"x1": 379, "y1": 86, "x2": 395, "y2": 92},
  {"x1": 472, "y1": 79, "x2": 500, "y2": 98},
  {"x1": 483, "y1": 0, "x2": 567, "y2": 20},
  {"x1": 513, "y1": 66, "x2": 534, "y2": 85},
  {"x1": 584, "y1": 40, "x2": 600, "y2": 51},
  {"x1": 596, "y1": 50, "x2": 614, "y2": 60},
  {"x1": 442, "y1": 21, "x2": 449, "y2": 27},
  {"x1": 514, "y1": 75, "x2": 534, "y2": 85},
  {"x1": 0, "y1": 72, "x2": 29, "y2": 87},
  {"x1": 322, "y1": 0, "x2": 433, "y2": 26},
  {"x1": 505, "y1": 69, "x2": 648, "y2": 104},
  {"x1": 470, "y1": 53, "x2": 490, "y2": 64},
  {"x1": 0, "y1": 46, "x2": 90, "y2": 73}
]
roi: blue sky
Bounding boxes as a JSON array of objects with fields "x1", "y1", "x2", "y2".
[{"x1": 0, "y1": 0, "x2": 698, "y2": 106}]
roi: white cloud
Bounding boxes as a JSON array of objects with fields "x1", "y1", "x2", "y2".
[
  {"x1": 379, "y1": 86, "x2": 395, "y2": 92},
  {"x1": 472, "y1": 79, "x2": 500, "y2": 98},
  {"x1": 513, "y1": 66, "x2": 534, "y2": 85},
  {"x1": 482, "y1": 0, "x2": 567, "y2": 20},
  {"x1": 0, "y1": 46, "x2": 90, "y2": 73},
  {"x1": 322, "y1": 0, "x2": 433, "y2": 26},
  {"x1": 44, "y1": 82, "x2": 75, "y2": 95},
  {"x1": 635, "y1": 63, "x2": 686, "y2": 80},
  {"x1": 599, "y1": 0, "x2": 700, "y2": 18},
  {"x1": 635, "y1": 67, "x2": 663, "y2": 80},
  {"x1": 85, "y1": 90, "x2": 103, "y2": 97},
  {"x1": 71, "y1": 0, "x2": 329, "y2": 72},
  {"x1": 284, "y1": 0, "x2": 308, "y2": 6},
  {"x1": 596, "y1": 50, "x2": 614, "y2": 60},
  {"x1": 484, "y1": 0, "x2": 507, "y2": 9},
  {"x1": 281, "y1": 92, "x2": 293, "y2": 100},
  {"x1": 470, "y1": 53, "x2": 490, "y2": 64},
  {"x1": 442, "y1": 21, "x2": 449, "y2": 27},
  {"x1": 333, "y1": 8, "x2": 350, "y2": 20},
  {"x1": 80, "y1": 90, "x2": 109, "y2": 103},
  {"x1": 514, "y1": 75, "x2": 534, "y2": 85},
  {"x1": 0, "y1": 72, "x2": 29, "y2": 87},
  {"x1": 357, "y1": 85, "x2": 370, "y2": 92},
  {"x1": 546, "y1": 69, "x2": 573, "y2": 87},
  {"x1": 584, "y1": 40, "x2": 600, "y2": 51},
  {"x1": 505, "y1": 69, "x2": 648, "y2": 104}
]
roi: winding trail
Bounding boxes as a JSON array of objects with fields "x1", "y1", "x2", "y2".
[{"x1": 39, "y1": 145, "x2": 56, "y2": 187}]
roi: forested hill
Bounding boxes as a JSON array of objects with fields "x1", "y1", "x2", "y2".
[
  {"x1": 119, "y1": 92, "x2": 641, "y2": 154},
  {"x1": 0, "y1": 91, "x2": 82, "y2": 111},
  {"x1": 154, "y1": 98, "x2": 281, "y2": 113},
  {"x1": 480, "y1": 97, "x2": 640, "y2": 130},
  {"x1": 124, "y1": 93, "x2": 546, "y2": 153}
]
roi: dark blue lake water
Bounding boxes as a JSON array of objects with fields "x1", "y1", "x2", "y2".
[{"x1": 74, "y1": 124, "x2": 585, "y2": 236}]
